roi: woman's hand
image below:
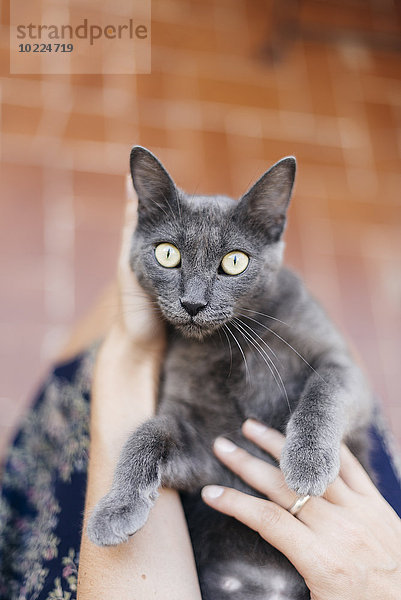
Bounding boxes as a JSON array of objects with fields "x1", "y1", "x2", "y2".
[
  {"x1": 116, "y1": 178, "x2": 165, "y2": 353},
  {"x1": 202, "y1": 421, "x2": 401, "y2": 600}
]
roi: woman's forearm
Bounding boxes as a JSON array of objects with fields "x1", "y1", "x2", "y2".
[{"x1": 77, "y1": 326, "x2": 202, "y2": 599}]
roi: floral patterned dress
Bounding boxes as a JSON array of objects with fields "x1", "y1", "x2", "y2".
[
  {"x1": 0, "y1": 352, "x2": 92, "y2": 600},
  {"x1": 0, "y1": 350, "x2": 400, "y2": 600}
]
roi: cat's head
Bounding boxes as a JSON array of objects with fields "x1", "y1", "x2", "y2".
[{"x1": 129, "y1": 146, "x2": 296, "y2": 339}]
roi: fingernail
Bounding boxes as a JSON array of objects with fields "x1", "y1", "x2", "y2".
[
  {"x1": 202, "y1": 485, "x2": 224, "y2": 500},
  {"x1": 214, "y1": 437, "x2": 237, "y2": 453},
  {"x1": 244, "y1": 419, "x2": 268, "y2": 436}
]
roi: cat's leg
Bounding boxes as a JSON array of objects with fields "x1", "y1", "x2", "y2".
[
  {"x1": 87, "y1": 415, "x2": 211, "y2": 546},
  {"x1": 280, "y1": 361, "x2": 372, "y2": 496}
]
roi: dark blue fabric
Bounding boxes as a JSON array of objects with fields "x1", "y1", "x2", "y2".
[
  {"x1": 0, "y1": 352, "x2": 400, "y2": 599},
  {"x1": 369, "y1": 424, "x2": 401, "y2": 518}
]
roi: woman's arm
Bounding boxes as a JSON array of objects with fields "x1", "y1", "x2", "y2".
[{"x1": 77, "y1": 326, "x2": 201, "y2": 599}]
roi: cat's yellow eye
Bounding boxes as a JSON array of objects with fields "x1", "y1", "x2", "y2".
[
  {"x1": 221, "y1": 251, "x2": 249, "y2": 275},
  {"x1": 155, "y1": 243, "x2": 181, "y2": 268}
]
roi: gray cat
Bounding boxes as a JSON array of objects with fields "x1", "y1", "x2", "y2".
[{"x1": 87, "y1": 146, "x2": 373, "y2": 599}]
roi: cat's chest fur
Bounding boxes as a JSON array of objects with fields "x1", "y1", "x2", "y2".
[{"x1": 158, "y1": 319, "x2": 310, "y2": 438}]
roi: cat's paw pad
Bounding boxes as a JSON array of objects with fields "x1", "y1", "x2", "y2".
[
  {"x1": 87, "y1": 492, "x2": 153, "y2": 546},
  {"x1": 280, "y1": 440, "x2": 340, "y2": 496}
]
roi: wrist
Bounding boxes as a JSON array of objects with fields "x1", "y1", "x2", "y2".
[
  {"x1": 105, "y1": 320, "x2": 165, "y2": 362},
  {"x1": 90, "y1": 323, "x2": 163, "y2": 448}
]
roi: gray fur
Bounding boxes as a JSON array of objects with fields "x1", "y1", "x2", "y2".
[{"x1": 88, "y1": 147, "x2": 373, "y2": 599}]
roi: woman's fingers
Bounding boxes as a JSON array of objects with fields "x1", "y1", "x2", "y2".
[
  {"x1": 201, "y1": 485, "x2": 315, "y2": 574},
  {"x1": 213, "y1": 436, "x2": 351, "y2": 521},
  {"x1": 241, "y1": 420, "x2": 353, "y2": 505},
  {"x1": 118, "y1": 178, "x2": 139, "y2": 277},
  {"x1": 242, "y1": 419, "x2": 285, "y2": 461},
  {"x1": 213, "y1": 437, "x2": 297, "y2": 508},
  {"x1": 339, "y1": 444, "x2": 377, "y2": 496}
]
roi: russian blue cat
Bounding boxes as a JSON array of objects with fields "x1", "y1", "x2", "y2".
[{"x1": 87, "y1": 147, "x2": 373, "y2": 599}]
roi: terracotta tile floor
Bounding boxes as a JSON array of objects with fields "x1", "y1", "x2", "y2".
[{"x1": 1, "y1": 0, "x2": 400, "y2": 460}]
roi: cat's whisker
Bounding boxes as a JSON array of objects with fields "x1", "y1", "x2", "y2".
[
  {"x1": 238, "y1": 313, "x2": 326, "y2": 384},
  {"x1": 221, "y1": 324, "x2": 233, "y2": 379},
  {"x1": 161, "y1": 191, "x2": 180, "y2": 223},
  {"x1": 232, "y1": 319, "x2": 291, "y2": 414},
  {"x1": 118, "y1": 300, "x2": 161, "y2": 307},
  {"x1": 151, "y1": 198, "x2": 172, "y2": 221},
  {"x1": 236, "y1": 316, "x2": 283, "y2": 367},
  {"x1": 238, "y1": 326, "x2": 285, "y2": 404},
  {"x1": 224, "y1": 323, "x2": 250, "y2": 387},
  {"x1": 234, "y1": 318, "x2": 283, "y2": 375},
  {"x1": 118, "y1": 304, "x2": 161, "y2": 311},
  {"x1": 118, "y1": 292, "x2": 161, "y2": 302},
  {"x1": 118, "y1": 299, "x2": 162, "y2": 309},
  {"x1": 234, "y1": 318, "x2": 291, "y2": 415},
  {"x1": 117, "y1": 306, "x2": 163, "y2": 317},
  {"x1": 175, "y1": 190, "x2": 183, "y2": 222},
  {"x1": 120, "y1": 294, "x2": 159, "y2": 305},
  {"x1": 119, "y1": 291, "x2": 159, "y2": 300},
  {"x1": 115, "y1": 298, "x2": 158, "y2": 305},
  {"x1": 189, "y1": 184, "x2": 200, "y2": 202},
  {"x1": 231, "y1": 321, "x2": 277, "y2": 395},
  {"x1": 100, "y1": 303, "x2": 162, "y2": 316},
  {"x1": 239, "y1": 307, "x2": 290, "y2": 328}
]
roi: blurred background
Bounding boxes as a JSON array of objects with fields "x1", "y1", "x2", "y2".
[{"x1": 1, "y1": 0, "x2": 400, "y2": 460}]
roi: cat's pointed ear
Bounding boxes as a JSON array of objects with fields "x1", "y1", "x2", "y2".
[
  {"x1": 237, "y1": 157, "x2": 296, "y2": 242},
  {"x1": 130, "y1": 146, "x2": 178, "y2": 224}
]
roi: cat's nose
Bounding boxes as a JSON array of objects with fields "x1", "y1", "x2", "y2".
[{"x1": 180, "y1": 299, "x2": 208, "y2": 317}]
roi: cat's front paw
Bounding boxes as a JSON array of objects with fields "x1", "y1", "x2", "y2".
[
  {"x1": 280, "y1": 437, "x2": 340, "y2": 496},
  {"x1": 87, "y1": 490, "x2": 157, "y2": 546}
]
